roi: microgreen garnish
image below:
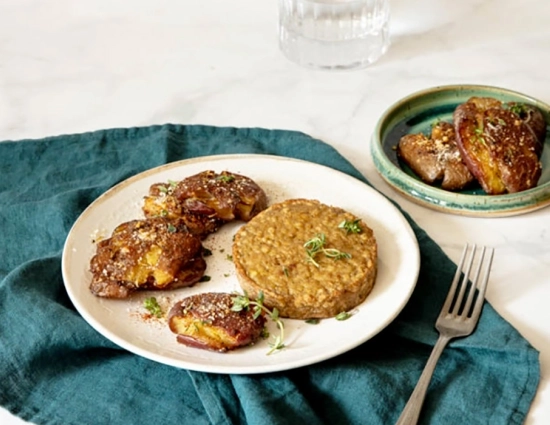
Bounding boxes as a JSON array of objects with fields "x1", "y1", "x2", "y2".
[
  {"x1": 282, "y1": 266, "x2": 290, "y2": 277},
  {"x1": 508, "y1": 103, "x2": 527, "y2": 117},
  {"x1": 226, "y1": 254, "x2": 233, "y2": 261},
  {"x1": 198, "y1": 275, "x2": 211, "y2": 282},
  {"x1": 202, "y1": 247, "x2": 213, "y2": 257},
  {"x1": 160, "y1": 209, "x2": 168, "y2": 217},
  {"x1": 305, "y1": 318, "x2": 320, "y2": 325},
  {"x1": 474, "y1": 125, "x2": 486, "y2": 145},
  {"x1": 304, "y1": 233, "x2": 351, "y2": 267},
  {"x1": 167, "y1": 223, "x2": 177, "y2": 233},
  {"x1": 231, "y1": 291, "x2": 285, "y2": 354},
  {"x1": 159, "y1": 180, "x2": 177, "y2": 195},
  {"x1": 144, "y1": 297, "x2": 163, "y2": 318},
  {"x1": 335, "y1": 311, "x2": 352, "y2": 321},
  {"x1": 217, "y1": 174, "x2": 235, "y2": 183},
  {"x1": 339, "y1": 219, "x2": 362, "y2": 234}
]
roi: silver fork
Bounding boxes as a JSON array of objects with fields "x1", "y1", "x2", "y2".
[{"x1": 395, "y1": 244, "x2": 494, "y2": 425}]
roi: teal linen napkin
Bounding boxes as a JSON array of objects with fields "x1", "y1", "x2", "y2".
[{"x1": 0, "y1": 124, "x2": 539, "y2": 425}]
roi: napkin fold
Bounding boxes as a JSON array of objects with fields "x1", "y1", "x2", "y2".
[{"x1": 0, "y1": 124, "x2": 539, "y2": 425}]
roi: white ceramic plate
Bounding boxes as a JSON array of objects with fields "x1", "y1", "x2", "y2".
[{"x1": 62, "y1": 154, "x2": 420, "y2": 374}]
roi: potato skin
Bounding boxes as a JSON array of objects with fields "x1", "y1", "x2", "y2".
[
  {"x1": 453, "y1": 97, "x2": 544, "y2": 194},
  {"x1": 168, "y1": 292, "x2": 266, "y2": 352},
  {"x1": 143, "y1": 171, "x2": 268, "y2": 235},
  {"x1": 508, "y1": 102, "x2": 547, "y2": 152},
  {"x1": 89, "y1": 217, "x2": 206, "y2": 298},
  {"x1": 397, "y1": 121, "x2": 475, "y2": 191}
]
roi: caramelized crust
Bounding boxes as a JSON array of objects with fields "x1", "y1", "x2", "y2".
[
  {"x1": 507, "y1": 102, "x2": 546, "y2": 155},
  {"x1": 168, "y1": 292, "x2": 266, "y2": 352},
  {"x1": 172, "y1": 170, "x2": 268, "y2": 221},
  {"x1": 142, "y1": 171, "x2": 268, "y2": 238},
  {"x1": 89, "y1": 217, "x2": 206, "y2": 298},
  {"x1": 143, "y1": 182, "x2": 223, "y2": 239},
  {"x1": 453, "y1": 97, "x2": 544, "y2": 194},
  {"x1": 397, "y1": 121, "x2": 475, "y2": 190}
]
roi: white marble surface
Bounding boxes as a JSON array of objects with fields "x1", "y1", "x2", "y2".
[{"x1": 2, "y1": 0, "x2": 550, "y2": 423}]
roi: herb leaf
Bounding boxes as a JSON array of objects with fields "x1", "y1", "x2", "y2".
[
  {"x1": 338, "y1": 219, "x2": 362, "y2": 234},
  {"x1": 217, "y1": 174, "x2": 235, "y2": 183},
  {"x1": 304, "y1": 233, "x2": 351, "y2": 267},
  {"x1": 335, "y1": 311, "x2": 353, "y2": 321},
  {"x1": 144, "y1": 297, "x2": 163, "y2": 318},
  {"x1": 231, "y1": 291, "x2": 285, "y2": 355}
]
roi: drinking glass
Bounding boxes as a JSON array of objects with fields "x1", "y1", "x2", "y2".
[{"x1": 278, "y1": 0, "x2": 390, "y2": 70}]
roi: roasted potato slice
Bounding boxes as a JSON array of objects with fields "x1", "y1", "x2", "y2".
[
  {"x1": 453, "y1": 97, "x2": 544, "y2": 194},
  {"x1": 143, "y1": 171, "x2": 268, "y2": 238},
  {"x1": 168, "y1": 292, "x2": 266, "y2": 352},
  {"x1": 143, "y1": 182, "x2": 223, "y2": 239},
  {"x1": 397, "y1": 121, "x2": 475, "y2": 191},
  {"x1": 89, "y1": 217, "x2": 206, "y2": 298}
]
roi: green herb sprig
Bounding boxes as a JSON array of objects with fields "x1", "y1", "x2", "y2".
[
  {"x1": 474, "y1": 125, "x2": 486, "y2": 145},
  {"x1": 231, "y1": 291, "x2": 285, "y2": 355},
  {"x1": 338, "y1": 219, "x2": 363, "y2": 234},
  {"x1": 144, "y1": 297, "x2": 163, "y2": 318},
  {"x1": 158, "y1": 180, "x2": 178, "y2": 195},
  {"x1": 217, "y1": 174, "x2": 235, "y2": 183},
  {"x1": 335, "y1": 311, "x2": 353, "y2": 321},
  {"x1": 508, "y1": 102, "x2": 527, "y2": 117},
  {"x1": 304, "y1": 233, "x2": 351, "y2": 267}
]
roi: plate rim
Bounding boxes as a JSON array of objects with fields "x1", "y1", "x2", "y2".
[
  {"x1": 62, "y1": 153, "x2": 421, "y2": 374},
  {"x1": 371, "y1": 84, "x2": 550, "y2": 217}
]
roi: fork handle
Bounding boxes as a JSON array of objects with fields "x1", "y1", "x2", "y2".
[{"x1": 395, "y1": 334, "x2": 452, "y2": 425}]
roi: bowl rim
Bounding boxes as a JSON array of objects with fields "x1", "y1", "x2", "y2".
[{"x1": 371, "y1": 84, "x2": 550, "y2": 217}]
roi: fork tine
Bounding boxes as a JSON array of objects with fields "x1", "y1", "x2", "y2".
[
  {"x1": 461, "y1": 246, "x2": 486, "y2": 317},
  {"x1": 469, "y1": 247, "x2": 494, "y2": 319},
  {"x1": 440, "y1": 244, "x2": 468, "y2": 315},
  {"x1": 451, "y1": 244, "x2": 476, "y2": 316}
]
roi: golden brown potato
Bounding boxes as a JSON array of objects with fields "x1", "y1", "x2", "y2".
[
  {"x1": 453, "y1": 97, "x2": 543, "y2": 194},
  {"x1": 89, "y1": 217, "x2": 206, "y2": 298},
  {"x1": 172, "y1": 170, "x2": 268, "y2": 221},
  {"x1": 507, "y1": 102, "x2": 546, "y2": 156},
  {"x1": 168, "y1": 292, "x2": 266, "y2": 352},
  {"x1": 143, "y1": 171, "x2": 268, "y2": 237},
  {"x1": 143, "y1": 182, "x2": 224, "y2": 239},
  {"x1": 397, "y1": 121, "x2": 475, "y2": 191}
]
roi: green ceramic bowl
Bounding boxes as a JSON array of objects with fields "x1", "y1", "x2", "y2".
[{"x1": 371, "y1": 84, "x2": 550, "y2": 217}]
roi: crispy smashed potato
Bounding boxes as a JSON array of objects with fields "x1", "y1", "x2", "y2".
[
  {"x1": 168, "y1": 292, "x2": 266, "y2": 352},
  {"x1": 89, "y1": 218, "x2": 206, "y2": 298},
  {"x1": 454, "y1": 97, "x2": 544, "y2": 194},
  {"x1": 143, "y1": 171, "x2": 268, "y2": 239},
  {"x1": 398, "y1": 121, "x2": 475, "y2": 191}
]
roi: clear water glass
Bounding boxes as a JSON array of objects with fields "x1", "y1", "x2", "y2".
[{"x1": 278, "y1": 0, "x2": 390, "y2": 70}]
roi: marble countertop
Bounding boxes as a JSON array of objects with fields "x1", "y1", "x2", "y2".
[{"x1": 2, "y1": 0, "x2": 550, "y2": 423}]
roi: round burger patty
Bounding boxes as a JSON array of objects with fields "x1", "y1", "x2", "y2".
[{"x1": 232, "y1": 199, "x2": 378, "y2": 319}]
